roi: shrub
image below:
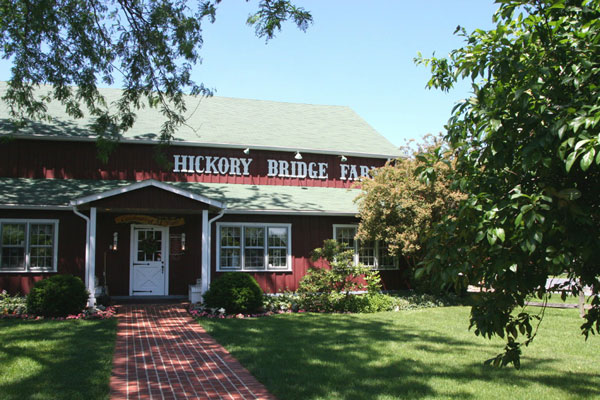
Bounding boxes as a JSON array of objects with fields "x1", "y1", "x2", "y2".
[
  {"x1": 297, "y1": 239, "x2": 388, "y2": 313},
  {"x1": 26, "y1": 275, "x2": 89, "y2": 317},
  {"x1": 393, "y1": 290, "x2": 463, "y2": 310},
  {"x1": 263, "y1": 292, "x2": 299, "y2": 312},
  {"x1": 0, "y1": 290, "x2": 28, "y2": 315},
  {"x1": 296, "y1": 292, "x2": 400, "y2": 313},
  {"x1": 203, "y1": 273, "x2": 263, "y2": 314},
  {"x1": 352, "y1": 293, "x2": 400, "y2": 313},
  {"x1": 305, "y1": 239, "x2": 383, "y2": 294}
]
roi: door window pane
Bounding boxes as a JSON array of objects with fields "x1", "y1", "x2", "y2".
[{"x1": 137, "y1": 230, "x2": 162, "y2": 262}]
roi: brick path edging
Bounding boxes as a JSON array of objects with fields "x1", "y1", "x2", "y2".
[{"x1": 110, "y1": 304, "x2": 277, "y2": 400}]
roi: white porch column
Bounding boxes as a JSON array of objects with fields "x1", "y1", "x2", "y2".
[
  {"x1": 88, "y1": 207, "x2": 97, "y2": 307},
  {"x1": 201, "y1": 209, "x2": 210, "y2": 294}
]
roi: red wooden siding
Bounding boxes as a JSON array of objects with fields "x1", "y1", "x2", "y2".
[
  {"x1": 0, "y1": 209, "x2": 86, "y2": 295},
  {"x1": 95, "y1": 214, "x2": 131, "y2": 297},
  {"x1": 211, "y1": 214, "x2": 406, "y2": 292},
  {"x1": 0, "y1": 139, "x2": 388, "y2": 188},
  {"x1": 167, "y1": 218, "x2": 203, "y2": 295}
]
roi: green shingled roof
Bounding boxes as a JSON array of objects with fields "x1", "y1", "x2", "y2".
[
  {"x1": 0, "y1": 82, "x2": 401, "y2": 158},
  {"x1": 0, "y1": 178, "x2": 360, "y2": 215}
]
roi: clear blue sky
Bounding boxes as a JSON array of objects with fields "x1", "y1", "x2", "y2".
[
  {"x1": 194, "y1": 0, "x2": 499, "y2": 147},
  {"x1": 0, "y1": 0, "x2": 499, "y2": 148}
]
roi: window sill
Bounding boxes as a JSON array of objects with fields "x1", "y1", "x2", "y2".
[
  {"x1": 0, "y1": 269, "x2": 56, "y2": 274},
  {"x1": 217, "y1": 268, "x2": 292, "y2": 273}
]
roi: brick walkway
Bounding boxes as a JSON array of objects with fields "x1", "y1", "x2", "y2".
[{"x1": 110, "y1": 304, "x2": 276, "y2": 400}]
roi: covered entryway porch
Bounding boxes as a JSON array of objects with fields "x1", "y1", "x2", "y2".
[{"x1": 70, "y1": 179, "x2": 226, "y2": 306}]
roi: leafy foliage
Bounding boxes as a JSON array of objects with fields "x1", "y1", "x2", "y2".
[
  {"x1": 261, "y1": 290, "x2": 460, "y2": 314},
  {"x1": 0, "y1": 0, "x2": 312, "y2": 161},
  {"x1": 296, "y1": 239, "x2": 398, "y2": 313},
  {"x1": 0, "y1": 290, "x2": 27, "y2": 315},
  {"x1": 304, "y1": 239, "x2": 382, "y2": 294},
  {"x1": 416, "y1": 0, "x2": 600, "y2": 367},
  {"x1": 26, "y1": 275, "x2": 89, "y2": 317},
  {"x1": 356, "y1": 136, "x2": 464, "y2": 277},
  {"x1": 394, "y1": 290, "x2": 464, "y2": 310},
  {"x1": 263, "y1": 292, "x2": 299, "y2": 312},
  {"x1": 203, "y1": 272, "x2": 264, "y2": 314}
]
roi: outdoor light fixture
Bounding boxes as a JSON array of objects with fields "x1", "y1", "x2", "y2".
[
  {"x1": 181, "y1": 233, "x2": 186, "y2": 251},
  {"x1": 243, "y1": 148, "x2": 250, "y2": 155},
  {"x1": 110, "y1": 232, "x2": 118, "y2": 251},
  {"x1": 294, "y1": 151, "x2": 303, "y2": 160},
  {"x1": 340, "y1": 155, "x2": 348, "y2": 162}
]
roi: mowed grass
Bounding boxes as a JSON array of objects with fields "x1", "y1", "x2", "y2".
[
  {"x1": 199, "y1": 307, "x2": 599, "y2": 400},
  {"x1": 0, "y1": 318, "x2": 118, "y2": 400}
]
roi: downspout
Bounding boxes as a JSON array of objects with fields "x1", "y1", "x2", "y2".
[
  {"x1": 72, "y1": 206, "x2": 91, "y2": 306},
  {"x1": 206, "y1": 207, "x2": 226, "y2": 292}
]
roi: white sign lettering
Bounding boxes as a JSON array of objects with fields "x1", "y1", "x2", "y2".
[
  {"x1": 267, "y1": 160, "x2": 329, "y2": 180},
  {"x1": 173, "y1": 155, "x2": 252, "y2": 176},
  {"x1": 173, "y1": 154, "x2": 375, "y2": 180},
  {"x1": 340, "y1": 163, "x2": 376, "y2": 181}
]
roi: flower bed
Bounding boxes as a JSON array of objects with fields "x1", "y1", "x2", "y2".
[
  {"x1": 189, "y1": 290, "x2": 464, "y2": 319},
  {"x1": 1, "y1": 305, "x2": 117, "y2": 320},
  {"x1": 0, "y1": 290, "x2": 117, "y2": 320},
  {"x1": 189, "y1": 307, "x2": 306, "y2": 319}
]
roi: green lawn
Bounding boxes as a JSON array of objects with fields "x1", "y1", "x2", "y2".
[
  {"x1": 198, "y1": 307, "x2": 599, "y2": 400},
  {"x1": 0, "y1": 318, "x2": 117, "y2": 400}
]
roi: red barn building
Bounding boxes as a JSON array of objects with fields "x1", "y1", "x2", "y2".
[{"x1": 0, "y1": 85, "x2": 402, "y2": 304}]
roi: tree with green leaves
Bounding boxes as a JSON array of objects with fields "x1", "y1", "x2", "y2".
[
  {"x1": 355, "y1": 136, "x2": 464, "y2": 285},
  {"x1": 0, "y1": 0, "x2": 311, "y2": 160},
  {"x1": 416, "y1": 0, "x2": 600, "y2": 368}
]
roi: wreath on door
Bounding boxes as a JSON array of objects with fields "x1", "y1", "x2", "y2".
[{"x1": 139, "y1": 236, "x2": 161, "y2": 257}]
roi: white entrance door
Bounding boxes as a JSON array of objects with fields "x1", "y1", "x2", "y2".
[{"x1": 130, "y1": 225, "x2": 169, "y2": 296}]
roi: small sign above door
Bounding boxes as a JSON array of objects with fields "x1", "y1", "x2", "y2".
[{"x1": 115, "y1": 215, "x2": 185, "y2": 227}]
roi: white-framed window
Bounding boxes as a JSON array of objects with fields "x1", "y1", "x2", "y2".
[
  {"x1": 0, "y1": 219, "x2": 59, "y2": 272},
  {"x1": 216, "y1": 223, "x2": 292, "y2": 272},
  {"x1": 333, "y1": 224, "x2": 398, "y2": 270}
]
